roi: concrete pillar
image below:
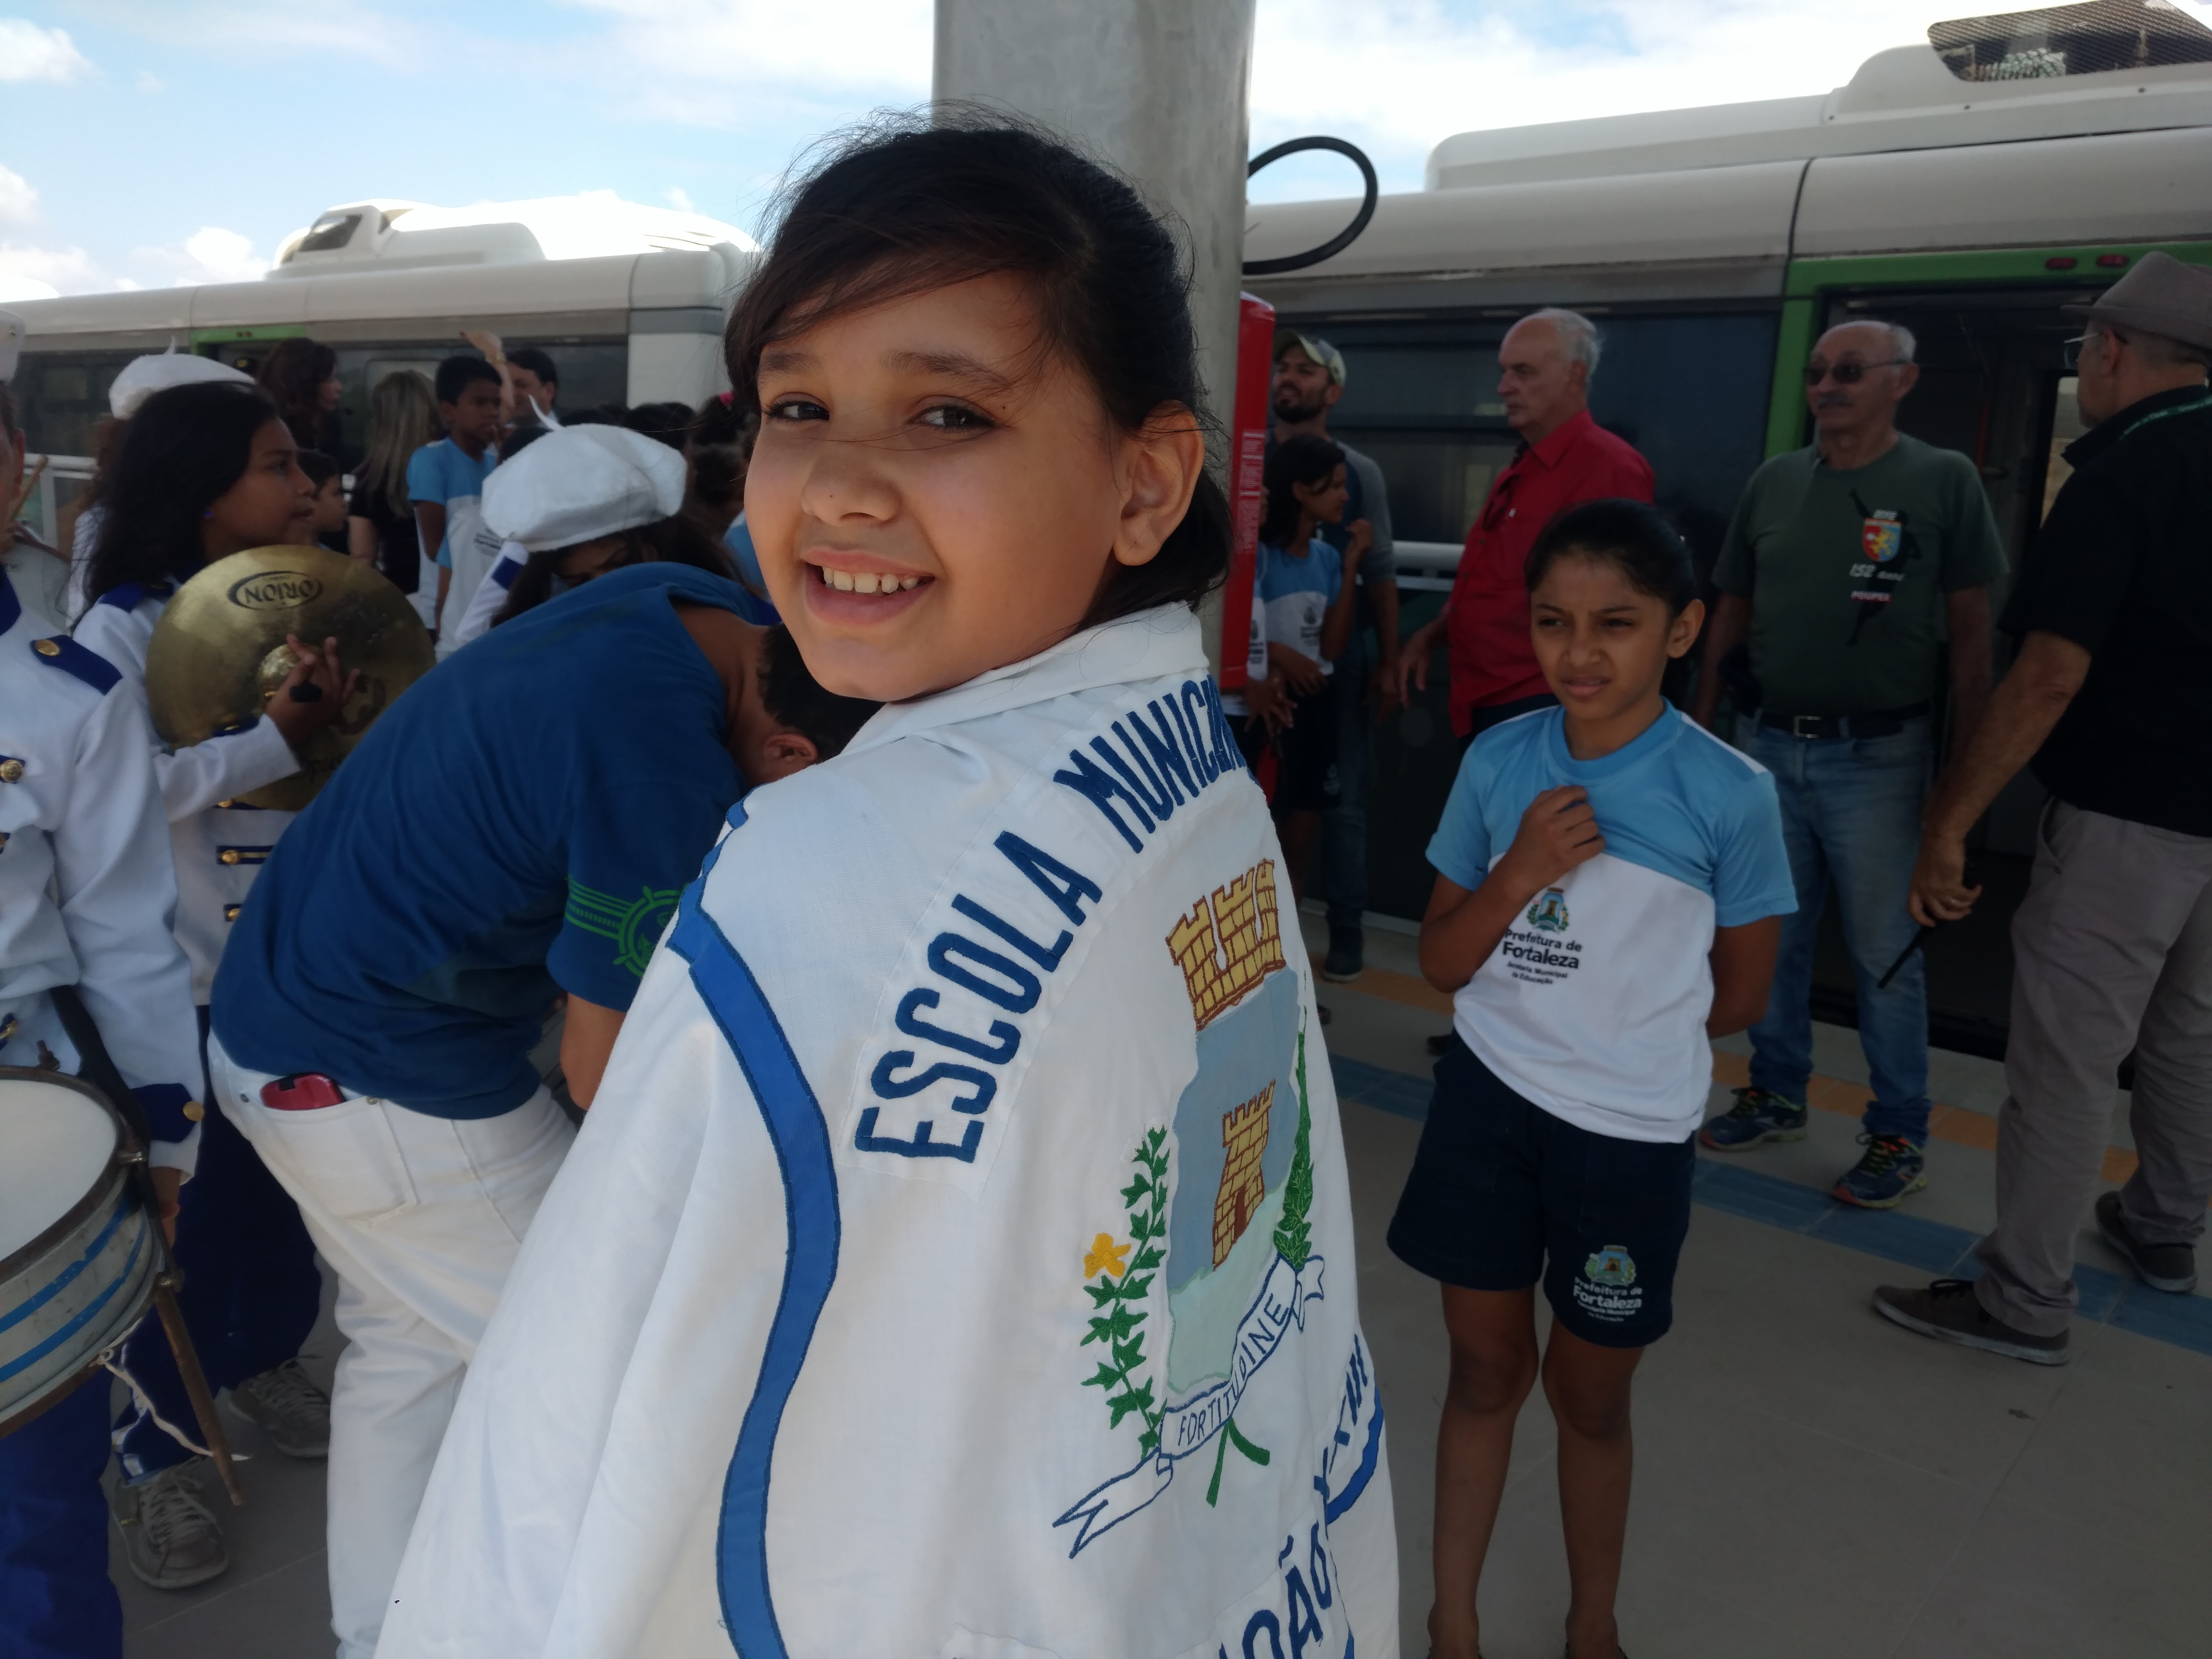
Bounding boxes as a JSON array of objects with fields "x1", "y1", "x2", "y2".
[{"x1": 934, "y1": 0, "x2": 1258, "y2": 666}]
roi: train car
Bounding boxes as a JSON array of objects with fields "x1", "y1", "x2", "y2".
[
  {"x1": 7, "y1": 190, "x2": 757, "y2": 472},
  {"x1": 1242, "y1": 0, "x2": 2212, "y2": 1052}
]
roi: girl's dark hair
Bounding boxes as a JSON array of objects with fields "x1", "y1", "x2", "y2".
[
  {"x1": 759, "y1": 624, "x2": 878, "y2": 757},
  {"x1": 725, "y1": 113, "x2": 1228, "y2": 628},
  {"x1": 257, "y1": 337, "x2": 338, "y2": 448},
  {"x1": 491, "y1": 512, "x2": 737, "y2": 628},
  {"x1": 1260, "y1": 433, "x2": 1344, "y2": 549},
  {"x1": 1524, "y1": 498, "x2": 1698, "y2": 617},
  {"x1": 297, "y1": 449, "x2": 341, "y2": 489},
  {"x1": 84, "y1": 381, "x2": 283, "y2": 608},
  {"x1": 622, "y1": 402, "x2": 696, "y2": 452}
]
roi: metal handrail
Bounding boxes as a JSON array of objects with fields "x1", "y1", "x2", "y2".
[{"x1": 15, "y1": 454, "x2": 95, "y2": 548}]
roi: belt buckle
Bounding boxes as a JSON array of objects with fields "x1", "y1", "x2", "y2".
[{"x1": 1791, "y1": 714, "x2": 1822, "y2": 739}]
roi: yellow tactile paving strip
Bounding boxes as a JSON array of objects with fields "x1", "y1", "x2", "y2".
[{"x1": 1314, "y1": 952, "x2": 2146, "y2": 1188}]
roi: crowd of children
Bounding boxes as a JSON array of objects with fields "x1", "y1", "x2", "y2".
[{"x1": 0, "y1": 115, "x2": 1805, "y2": 1659}]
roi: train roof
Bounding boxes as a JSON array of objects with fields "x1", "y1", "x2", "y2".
[
  {"x1": 5, "y1": 191, "x2": 759, "y2": 350},
  {"x1": 1247, "y1": 8, "x2": 2212, "y2": 313}
]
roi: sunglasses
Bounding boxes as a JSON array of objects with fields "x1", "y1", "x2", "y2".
[{"x1": 1803, "y1": 359, "x2": 1908, "y2": 387}]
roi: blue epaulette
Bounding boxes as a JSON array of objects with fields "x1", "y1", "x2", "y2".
[
  {"x1": 31, "y1": 634, "x2": 122, "y2": 694},
  {"x1": 98, "y1": 582, "x2": 144, "y2": 611},
  {"x1": 0, "y1": 569, "x2": 19, "y2": 635}
]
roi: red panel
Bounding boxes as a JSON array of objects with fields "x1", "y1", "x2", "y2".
[{"x1": 1219, "y1": 292, "x2": 1276, "y2": 690}]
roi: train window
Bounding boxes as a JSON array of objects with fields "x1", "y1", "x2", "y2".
[
  {"x1": 12, "y1": 351, "x2": 141, "y2": 459},
  {"x1": 1931, "y1": 0, "x2": 2212, "y2": 81},
  {"x1": 292, "y1": 214, "x2": 362, "y2": 257},
  {"x1": 329, "y1": 339, "x2": 628, "y2": 466},
  {"x1": 1313, "y1": 312, "x2": 1777, "y2": 567},
  {"x1": 2041, "y1": 376, "x2": 2087, "y2": 520}
]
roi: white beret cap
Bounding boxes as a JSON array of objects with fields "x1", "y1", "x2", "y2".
[
  {"x1": 480, "y1": 424, "x2": 687, "y2": 553},
  {"x1": 110, "y1": 347, "x2": 255, "y2": 418},
  {"x1": 0, "y1": 311, "x2": 22, "y2": 386}
]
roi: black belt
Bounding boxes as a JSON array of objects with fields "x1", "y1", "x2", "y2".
[{"x1": 1758, "y1": 702, "x2": 1929, "y2": 741}]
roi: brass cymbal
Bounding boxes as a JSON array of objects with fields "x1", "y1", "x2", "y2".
[{"x1": 144, "y1": 547, "x2": 435, "y2": 812}]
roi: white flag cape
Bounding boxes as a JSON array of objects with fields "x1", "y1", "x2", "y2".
[{"x1": 379, "y1": 608, "x2": 1397, "y2": 1659}]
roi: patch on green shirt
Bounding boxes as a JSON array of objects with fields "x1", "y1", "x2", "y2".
[
  {"x1": 564, "y1": 880, "x2": 681, "y2": 978},
  {"x1": 1714, "y1": 435, "x2": 2007, "y2": 716}
]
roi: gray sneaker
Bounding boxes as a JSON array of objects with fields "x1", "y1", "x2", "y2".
[
  {"x1": 2097, "y1": 1191, "x2": 2198, "y2": 1294},
  {"x1": 112, "y1": 1462, "x2": 229, "y2": 1589},
  {"x1": 1873, "y1": 1279, "x2": 2070, "y2": 1366},
  {"x1": 226, "y1": 1358, "x2": 330, "y2": 1458}
]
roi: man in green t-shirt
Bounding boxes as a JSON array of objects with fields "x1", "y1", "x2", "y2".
[{"x1": 1691, "y1": 319, "x2": 2006, "y2": 1208}]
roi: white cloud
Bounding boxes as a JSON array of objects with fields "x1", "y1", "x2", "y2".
[
  {"x1": 0, "y1": 164, "x2": 36, "y2": 226},
  {"x1": 558, "y1": 0, "x2": 930, "y2": 94},
  {"x1": 69, "y1": 1, "x2": 413, "y2": 65},
  {"x1": 0, "y1": 241, "x2": 100, "y2": 295},
  {"x1": 136, "y1": 69, "x2": 163, "y2": 93},
  {"x1": 1246, "y1": 0, "x2": 2163, "y2": 194},
  {"x1": 129, "y1": 226, "x2": 270, "y2": 286},
  {"x1": 665, "y1": 184, "x2": 695, "y2": 211},
  {"x1": 0, "y1": 17, "x2": 94, "y2": 82}
]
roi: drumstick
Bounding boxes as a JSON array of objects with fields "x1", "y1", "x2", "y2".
[
  {"x1": 151, "y1": 1276, "x2": 246, "y2": 1507},
  {"x1": 45, "y1": 985, "x2": 245, "y2": 1505}
]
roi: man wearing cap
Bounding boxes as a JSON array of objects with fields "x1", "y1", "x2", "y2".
[
  {"x1": 1879, "y1": 252, "x2": 2212, "y2": 1364},
  {"x1": 1269, "y1": 330, "x2": 1399, "y2": 982},
  {"x1": 205, "y1": 424, "x2": 880, "y2": 1657},
  {"x1": 1691, "y1": 319, "x2": 2005, "y2": 1210}
]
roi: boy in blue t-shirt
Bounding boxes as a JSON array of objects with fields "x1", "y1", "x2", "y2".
[
  {"x1": 1388, "y1": 500, "x2": 1794, "y2": 1659},
  {"x1": 1257, "y1": 433, "x2": 1370, "y2": 902},
  {"x1": 407, "y1": 355, "x2": 504, "y2": 644}
]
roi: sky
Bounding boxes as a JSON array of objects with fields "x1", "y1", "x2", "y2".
[{"x1": 0, "y1": 0, "x2": 2147, "y2": 300}]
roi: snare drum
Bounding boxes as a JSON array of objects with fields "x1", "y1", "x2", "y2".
[{"x1": 0, "y1": 1067, "x2": 157, "y2": 1433}]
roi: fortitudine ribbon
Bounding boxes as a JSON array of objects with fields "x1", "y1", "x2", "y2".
[{"x1": 1052, "y1": 1249, "x2": 1325, "y2": 1556}]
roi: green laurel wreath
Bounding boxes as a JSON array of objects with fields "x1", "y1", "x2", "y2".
[{"x1": 1082, "y1": 1126, "x2": 1168, "y2": 1458}]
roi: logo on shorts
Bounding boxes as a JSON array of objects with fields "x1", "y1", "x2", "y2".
[
  {"x1": 1584, "y1": 1245, "x2": 1637, "y2": 1287},
  {"x1": 1525, "y1": 888, "x2": 1570, "y2": 934},
  {"x1": 1861, "y1": 513, "x2": 1902, "y2": 565},
  {"x1": 1573, "y1": 1245, "x2": 1645, "y2": 1324}
]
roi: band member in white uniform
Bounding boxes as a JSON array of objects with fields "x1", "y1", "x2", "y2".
[
  {"x1": 73, "y1": 379, "x2": 353, "y2": 1590},
  {"x1": 378, "y1": 120, "x2": 1399, "y2": 1659},
  {"x1": 0, "y1": 505, "x2": 203, "y2": 1650}
]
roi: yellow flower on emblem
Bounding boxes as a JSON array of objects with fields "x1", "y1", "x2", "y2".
[{"x1": 1084, "y1": 1233, "x2": 1131, "y2": 1280}]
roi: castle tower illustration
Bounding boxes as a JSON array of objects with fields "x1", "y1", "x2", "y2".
[
  {"x1": 1166, "y1": 858, "x2": 1286, "y2": 1031},
  {"x1": 1212, "y1": 1083, "x2": 1274, "y2": 1267}
]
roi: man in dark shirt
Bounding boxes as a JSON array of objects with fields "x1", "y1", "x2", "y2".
[{"x1": 1880, "y1": 252, "x2": 2212, "y2": 1364}]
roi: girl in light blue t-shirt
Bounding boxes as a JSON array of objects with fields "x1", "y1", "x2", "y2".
[{"x1": 1390, "y1": 498, "x2": 1794, "y2": 1659}]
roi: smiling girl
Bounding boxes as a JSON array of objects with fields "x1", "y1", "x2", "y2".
[
  {"x1": 1387, "y1": 498, "x2": 1794, "y2": 1659},
  {"x1": 379, "y1": 120, "x2": 1397, "y2": 1659}
]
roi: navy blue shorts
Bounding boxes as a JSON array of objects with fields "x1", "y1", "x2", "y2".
[{"x1": 1387, "y1": 1038, "x2": 1694, "y2": 1349}]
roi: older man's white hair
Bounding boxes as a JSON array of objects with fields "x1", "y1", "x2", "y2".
[
  {"x1": 1522, "y1": 307, "x2": 1603, "y2": 376},
  {"x1": 1825, "y1": 317, "x2": 1918, "y2": 364}
]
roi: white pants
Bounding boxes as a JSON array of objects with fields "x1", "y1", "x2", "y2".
[{"x1": 208, "y1": 1035, "x2": 575, "y2": 1659}]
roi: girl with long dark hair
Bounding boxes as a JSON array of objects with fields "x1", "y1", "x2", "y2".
[
  {"x1": 255, "y1": 336, "x2": 343, "y2": 458},
  {"x1": 74, "y1": 379, "x2": 354, "y2": 1589},
  {"x1": 379, "y1": 116, "x2": 1397, "y2": 1656}
]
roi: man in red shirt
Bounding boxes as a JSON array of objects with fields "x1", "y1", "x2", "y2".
[{"x1": 1393, "y1": 308, "x2": 1655, "y2": 744}]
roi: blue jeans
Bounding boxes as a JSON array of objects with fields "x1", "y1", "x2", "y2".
[
  {"x1": 1739, "y1": 716, "x2": 1933, "y2": 1144},
  {"x1": 1323, "y1": 642, "x2": 1372, "y2": 936},
  {"x1": 0, "y1": 1381, "x2": 121, "y2": 1659}
]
